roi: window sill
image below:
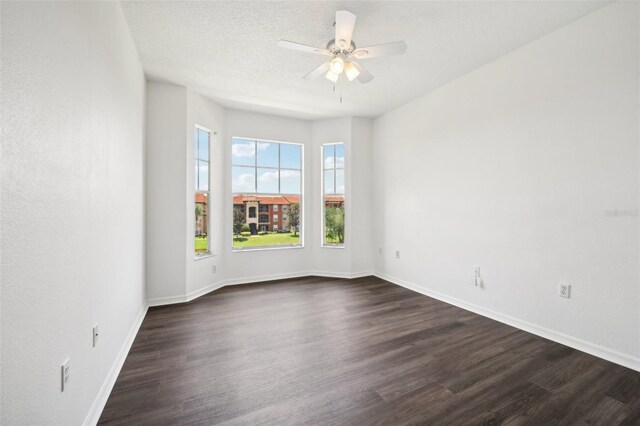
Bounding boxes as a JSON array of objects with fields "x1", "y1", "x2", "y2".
[
  {"x1": 232, "y1": 245, "x2": 304, "y2": 253},
  {"x1": 194, "y1": 252, "x2": 216, "y2": 261},
  {"x1": 321, "y1": 245, "x2": 345, "y2": 249}
]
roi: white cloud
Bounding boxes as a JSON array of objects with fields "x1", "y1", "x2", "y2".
[
  {"x1": 324, "y1": 156, "x2": 345, "y2": 169},
  {"x1": 232, "y1": 142, "x2": 254, "y2": 157},
  {"x1": 232, "y1": 173, "x2": 254, "y2": 192},
  {"x1": 232, "y1": 141, "x2": 270, "y2": 159},
  {"x1": 258, "y1": 170, "x2": 278, "y2": 183},
  {"x1": 280, "y1": 169, "x2": 300, "y2": 182}
]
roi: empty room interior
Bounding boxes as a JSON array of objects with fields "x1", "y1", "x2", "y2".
[{"x1": 2, "y1": 0, "x2": 640, "y2": 424}]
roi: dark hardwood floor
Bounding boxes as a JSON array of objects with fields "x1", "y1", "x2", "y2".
[{"x1": 99, "y1": 276, "x2": 640, "y2": 425}]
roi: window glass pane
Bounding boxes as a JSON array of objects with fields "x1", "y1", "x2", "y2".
[
  {"x1": 280, "y1": 169, "x2": 300, "y2": 194},
  {"x1": 194, "y1": 162, "x2": 199, "y2": 190},
  {"x1": 198, "y1": 129, "x2": 209, "y2": 161},
  {"x1": 335, "y1": 144, "x2": 344, "y2": 169},
  {"x1": 195, "y1": 192, "x2": 208, "y2": 254},
  {"x1": 194, "y1": 128, "x2": 199, "y2": 158},
  {"x1": 322, "y1": 143, "x2": 344, "y2": 247},
  {"x1": 257, "y1": 168, "x2": 279, "y2": 194},
  {"x1": 324, "y1": 170, "x2": 335, "y2": 194},
  {"x1": 256, "y1": 142, "x2": 278, "y2": 168},
  {"x1": 324, "y1": 195, "x2": 345, "y2": 245},
  {"x1": 323, "y1": 144, "x2": 335, "y2": 170},
  {"x1": 233, "y1": 140, "x2": 302, "y2": 250},
  {"x1": 232, "y1": 139, "x2": 255, "y2": 166},
  {"x1": 198, "y1": 160, "x2": 209, "y2": 191},
  {"x1": 281, "y1": 144, "x2": 301, "y2": 169},
  {"x1": 232, "y1": 166, "x2": 255, "y2": 193},
  {"x1": 335, "y1": 169, "x2": 344, "y2": 194}
]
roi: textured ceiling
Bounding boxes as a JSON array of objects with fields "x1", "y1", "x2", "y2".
[{"x1": 121, "y1": 1, "x2": 608, "y2": 120}]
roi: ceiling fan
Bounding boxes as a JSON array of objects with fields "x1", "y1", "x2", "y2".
[{"x1": 277, "y1": 10, "x2": 407, "y2": 84}]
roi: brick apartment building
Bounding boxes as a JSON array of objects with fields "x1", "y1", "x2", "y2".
[
  {"x1": 233, "y1": 194, "x2": 345, "y2": 234},
  {"x1": 233, "y1": 195, "x2": 299, "y2": 234}
]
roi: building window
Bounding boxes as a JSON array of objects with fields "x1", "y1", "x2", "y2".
[
  {"x1": 274, "y1": 225, "x2": 278, "y2": 232},
  {"x1": 322, "y1": 143, "x2": 344, "y2": 246},
  {"x1": 248, "y1": 206, "x2": 257, "y2": 218},
  {"x1": 259, "y1": 214, "x2": 269, "y2": 223},
  {"x1": 194, "y1": 126, "x2": 210, "y2": 256},
  {"x1": 232, "y1": 137, "x2": 302, "y2": 249}
]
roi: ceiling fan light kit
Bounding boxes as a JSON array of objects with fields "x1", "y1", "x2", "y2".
[{"x1": 277, "y1": 10, "x2": 407, "y2": 88}]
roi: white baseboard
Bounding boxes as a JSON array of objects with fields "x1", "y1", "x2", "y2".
[
  {"x1": 148, "y1": 270, "x2": 375, "y2": 307},
  {"x1": 223, "y1": 271, "x2": 310, "y2": 287},
  {"x1": 309, "y1": 269, "x2": 374, "y2": 279},
  {"x1": 374, "y1": 271, "x2": 640, "y2": 372},
  {"x1": 147, "y1": 282, "x2": 225, "y2": 307},
  {"x1": 83, "y1": 303, "x2": 149, "y2": 426}
]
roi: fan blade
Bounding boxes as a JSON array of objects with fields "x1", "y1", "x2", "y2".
[
  {"x1": 352, "y1": 61, "x2": 374, "y2": 83},
  {"x1": 335, "y1": 11, "x2": 356, "y2": 48},
  {"x1": 277, "y1": 40, "x2": 331, "y2": 56},
  {"x1": 352, "y1": 41, "x2": 407, "y2": 59},
  {"x1": 303, "y1": 62, "x2": 331, "y2": 80}
]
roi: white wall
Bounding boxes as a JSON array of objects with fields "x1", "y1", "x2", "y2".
[
  {"x1": 146, "y1": 82, "x2": 188, "y2": 301},
  {"x1": 146, "y1": 83, "x2": 227, "y2": 303},
  {"x1": 186, "y1": 91, "x2": 226, "y2": 295},
  {"x1": 1, "y1": 2, "x2": 146, "y2": 424},
  {"x1": 373, "y1": 1, "x2": 640, "y2": 369}
]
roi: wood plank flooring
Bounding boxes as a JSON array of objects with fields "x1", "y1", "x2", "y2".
[{"x1": 99, "y1": 276, "x2": 640, "y2": 425}]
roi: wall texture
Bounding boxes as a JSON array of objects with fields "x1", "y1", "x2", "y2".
[
  {"x1": 372, "y1": 2, "x2": 640, "y2": 369},
  {"x1": 145, "y1": 82, "x2": 188, "y2": 302},
  {"x1": 1, "y1": 2, "x2": 146, "y2": 424}
]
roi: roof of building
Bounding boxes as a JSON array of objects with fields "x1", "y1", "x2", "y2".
[
  {"x1": 195, "y1": 193, "x2": 208, "y2": 203},
  {"x1": 325, "y1": 196, "x2": 345, "y2": 202},
  {"x1": 233, "y1": 194, "x2": 301, "y2": 205}
]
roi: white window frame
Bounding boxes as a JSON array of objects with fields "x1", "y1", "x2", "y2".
[
  {"x1": 231, "y1": 136, "x2": 304, "y2": 252},
  {"x1": 321, "y1": 142, "x2": 345, "y2": 248},
  {"x1": 195, "y1": 125, "x2": 211, "y2": 257}
]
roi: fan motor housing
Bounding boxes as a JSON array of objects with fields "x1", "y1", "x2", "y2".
[{"x1": 326, "y1": 39, "x2": 356, "y2": 55}]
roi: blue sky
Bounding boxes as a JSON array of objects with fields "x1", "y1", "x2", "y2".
[{"x1": 232, "y1": 138, "x2": 302, "y2": 194}]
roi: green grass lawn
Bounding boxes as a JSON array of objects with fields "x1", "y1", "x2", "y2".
[
  {"x1": 233, "y1": 232, "x2": 300, "y2": 248},
  {"x1": 195, "y1": 236, "x2": 208, "y2": 253},
  {"x1": 324, "y1": 235, "x2": 344, "y2": 245}
]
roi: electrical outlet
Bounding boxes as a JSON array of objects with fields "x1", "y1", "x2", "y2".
[
  {"x1": 474, "y1": 266, "x2": 481, "y2": 287},
  {"x1": 212, "y1": 265, "x2": 217, "y2": 274},
  {"x1": 61, "y1": 359, "x2": 70, "y2": 392},
  {"x1": 558, "y1": 283, "x2": 571, "y2": 298},
  {"x1": 395, "y1": 250, "x2": 400, "y2": 259},
  {"x1": 93, "y1": 324, "x2": 99, "y2": 347}
]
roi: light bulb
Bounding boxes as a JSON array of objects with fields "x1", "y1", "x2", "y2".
[
  {"x1": 330, "y1": 56, "x2": 345, "y2": 74},
  {"x1": 344, "y1": 62, "x2": 360, "y2": 81},
  {"x1": 325, "y1": 70, "x2": 339, "y2": 83}
]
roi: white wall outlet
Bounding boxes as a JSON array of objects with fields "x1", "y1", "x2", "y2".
[
  {"x1": 558, "y1": 283, "x2": 571, "y2": 298},
  {"x1": 395, "y1": 250, "x2": 400, "y2": 259},
  {"x1": 61, "y1": 359, "x2": 70, "y2": 392},
  {"x1": 474, "y1": 266, "x2": 481, "y2": 287},
  {"x1": 212, "y1": 265, "x2": 217, "y2": 274},
  {"x1": 93, "y1": 324, "x2": 99, "y2": 347}
]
